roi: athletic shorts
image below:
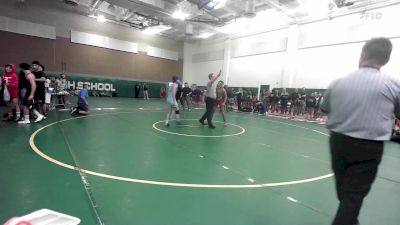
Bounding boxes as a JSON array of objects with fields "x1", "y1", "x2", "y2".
[
  {"x1": 216, "y1": 100, "x2": 225, "y2": 108},
  {"x1": 22, "y1": 94, "x2": 34, "y2": 108},
  {"x1": 167, "y1": 96, "x2": 178, "y2": 108},
  {"x1": 7, "y1": 87, "x2": 19, "y2": 98},
  {"x1": 34, "y1": 89, "x2": 45, "y2": 104}
]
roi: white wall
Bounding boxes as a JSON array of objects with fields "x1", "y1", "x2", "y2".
[
  {"x1": 183, "y1": 4, "x2": 400, "y2": 89},
  {"x1": 228, "y1": 52, "x2": 285, "y2": 87},
  {"x1": 294, "y1": 43, "x2": 363, "y2": 88},
  {"x1": 183, "y1": 42, "x2": 225, "y2": 85}
]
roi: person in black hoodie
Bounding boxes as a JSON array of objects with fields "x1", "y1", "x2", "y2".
[
  {"x1": 289, "y1": 88, "x2": 299, "y2": 117},
  {"x1": 305, "y1": 92, "x2": 317, "y2": 120},
  {"x1": 280, "y1": 88, "x2": 289, "y2": 115},
  {"x1": 134, "y1": 83, "x2": 140, "y2": 98},
  {"x1": 236, "y1": 88, "x2": 243, "y2": 111},
  {"x1": 31, "y1": 61, "x2": 46, "y2": 117}
]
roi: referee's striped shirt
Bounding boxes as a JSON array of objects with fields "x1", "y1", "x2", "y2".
[{"x1": 321, "y1": 67, "x2": 400, "y2": 141}]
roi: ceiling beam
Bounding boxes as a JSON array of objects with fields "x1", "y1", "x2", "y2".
[
  {"x1": 263, "y1": 0, "x2": 296, "y2": 20},
  {"x1": 89, "y1": 0, "x2": 105, "y2": 13}
]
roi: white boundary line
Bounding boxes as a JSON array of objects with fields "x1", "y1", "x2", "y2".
[
  {"x1": 29, "y1": 112, "x2": 333, "y2": 189},
  {"x1": 152, "y1": 119, "x2": 246, "y2": 138}
]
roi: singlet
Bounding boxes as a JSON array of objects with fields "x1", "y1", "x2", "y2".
[
  {"x1": 167, "y1": 82, "x2": 175, "y2": 105},
  {"x1": 216, "y1": 87, "x2": 226, "y2": 101}
]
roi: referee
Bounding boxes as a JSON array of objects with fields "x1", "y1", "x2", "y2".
[
  {"x1": 199, "y1": 70, "x2": 222, "y2": 128},
  {"x1": 321, "y1": 37, "x2": 400, "y2": 225}
]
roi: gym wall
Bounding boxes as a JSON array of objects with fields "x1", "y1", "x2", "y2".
[
  {"x1": 183, "y1": 4, "x2": 400, "y2": 89},
  {"x1": 0, "y1": 30, "x2": 182, "y2": 82}
]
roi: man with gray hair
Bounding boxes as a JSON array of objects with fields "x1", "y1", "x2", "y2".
[
  {"x1": 321, "y1": 37, "x2": 400, "y2": 225},
  {"x1": 199, "y1": 70, "x2": 222, "y2": 128}
]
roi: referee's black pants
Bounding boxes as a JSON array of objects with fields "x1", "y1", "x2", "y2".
[
  {"x1": 200, "y1": 97, "x2": 216, "y2": 126},
  {"x1": 330, "y1": 131, "x2": 383, "y2": 225}
]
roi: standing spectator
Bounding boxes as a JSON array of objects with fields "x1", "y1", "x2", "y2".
[
  {"x1": 199, "y1": 70, "x2": 222, "y2": 128},
  {"x1": 181, "y1": 82, "x2": 192, "y2": 111},
  {"x1": 1, "y1": 64, "x2": 20, "y2": 121},
  {"x1": 305, "y1": 92, "x2": 316, "y2": 120},
  {"x1": 236, "y1": 88, "x2": 243, "y2": 111},
  {"x1": 298, "y1": 87, "x2": 307, "y2": 116},
  {"x1": 270, "y1": 88, "x2": 279, "y2": 113},
  {"x1": 226, "y1": 87, "x2": 235, "y2": 112},
  {"x1": 18, "y1": 68, "x2": 28, "y2": 120},
  {"x1": 321, "y1": 38, "x2": 400, "y2": 225},
  {"x1": 298, "y1": 87, "x2": 306, "y2": 116},
  {"x1": 134, "y1": 83, "x2": 140, "y2": 98},
  {"x1": 143, "y1": 83, "x2": 149, "y2": 99},
  {"x1": 31, "y1": 61, "x2": 46, "y2": 117},
  {"x1": 314, "y1": 92, "x2": 323, "y2": 120},
  {"x1": 280, "y1": 88, "x2": 289, "y2": 115},
  {"x1": 18, "y1": 63, "x2": 45, "y2": 124},
  {"x1": 263, "y1": 89, "x2": 271, "y2": 114},
  {"x1": 289, "y1": 88, "x2": 299, "y2": 117},
  {"x1": 160, "y1": 87, "x2": 166, "y2": 99},
  {"x1": 192, "y1": 86, "x2": 201, "y2": 104}
]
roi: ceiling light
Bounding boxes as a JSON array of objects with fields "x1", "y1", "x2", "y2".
[
  {"x1": 172, "y1": 10, "x2": 189, "y2": 20},
  {"x1": 97, "y1": 15, "x2": 106, "y2": 23},
  {"x1": 197, "y1": 32, "x2": 215, "y2": 39},
  {"x1": 143, "y1": 25, "x2": 171, "y2": 35}
]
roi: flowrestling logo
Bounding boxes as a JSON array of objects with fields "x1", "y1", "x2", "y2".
[{"x1": 360, "y1": 11, "x2": 382, "y2": 20}]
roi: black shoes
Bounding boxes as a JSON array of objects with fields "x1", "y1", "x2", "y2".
[{"x1": 199, "y1": 119, "x2": 215, "y2": 128}]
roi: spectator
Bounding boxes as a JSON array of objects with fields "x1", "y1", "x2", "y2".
[
  {"x1": 31, "y1": 61, "x2": 46, "y2": 116},
  {"x1": 1, "y1": 64, "x2": 20, "y2": 121},
  {"x1": 289, "y1": 88, "x2": 299, "y2": 117},
  {"x1": 305, "y1": 92, "x2": 316, "y2": 120},
  {"x1": 280, "y1": 88, "x2": 289, "y2": 115},
  {"x1": 18, "y1": 63, "x2": 45, "y2": 124},
  {"x1": 181, "y1": 82, "x2": 192, "y2": 111},
  {"x1": 160, "y1": 87, "x2": 166, "y2": 99},
  {"x1": 236, "y1": 88, "x2": 243, "y2": 111},
  {"x1": 143, "y1": 83, "x2": 149, "y2": 100},
  {"x1": 58, "y1": 74, "x2": 70, "y2": 105},
  {"x1": 298, "y1": 87, "x2": 306, "y2": 116},
  {"x1": 134, "y1": 83, "x2": 140, "y2": 98}
]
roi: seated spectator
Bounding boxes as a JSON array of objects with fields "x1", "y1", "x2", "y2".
[
  {"x1": 253, "y1": 100, "x2": 266, "y2": 115},
  {"x1": 58, "y1": 74, "x2": 70, "y2": 104}
]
